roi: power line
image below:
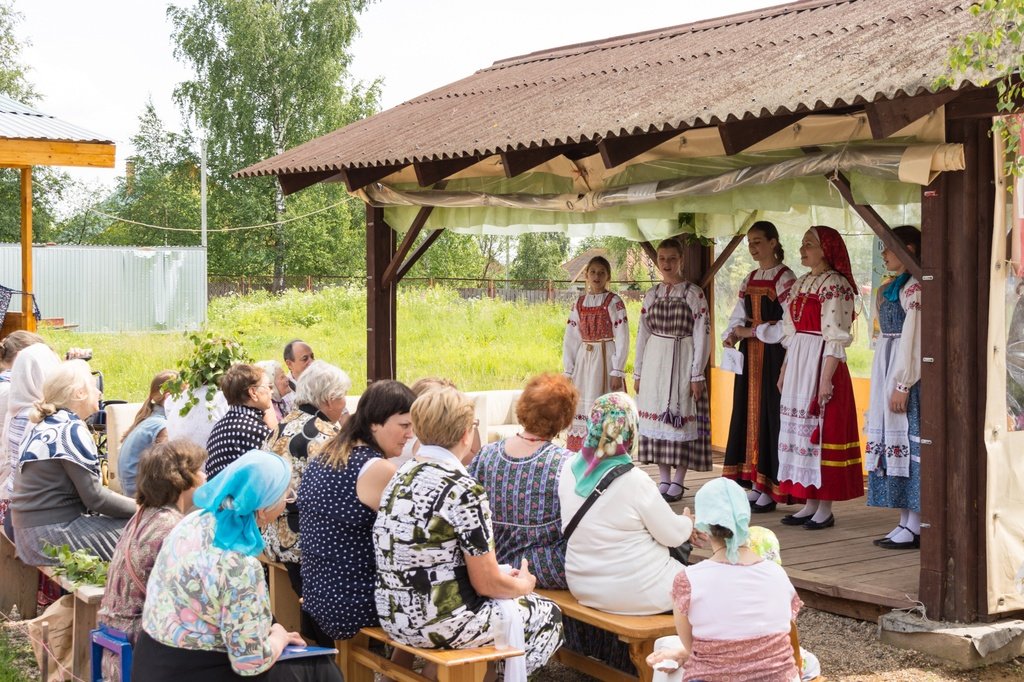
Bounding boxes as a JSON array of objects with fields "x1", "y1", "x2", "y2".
[{"x1": 86, "y1": 199, "x2": 350, "y2": 233}]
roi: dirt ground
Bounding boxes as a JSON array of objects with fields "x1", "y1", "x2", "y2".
[{"x1": 534, "y1": 607, "x2": 1024, "y2": 681}]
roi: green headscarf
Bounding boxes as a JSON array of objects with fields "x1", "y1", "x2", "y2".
[
  {"x1": 694, "y1": 478, "x2": 751, "y2": 564},
  {"x1": 571, "y1": 392, "x2": 638, "y2": 497}
]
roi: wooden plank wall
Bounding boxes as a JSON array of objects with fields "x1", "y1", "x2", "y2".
[
  {"x1": 918, "y1": 117, "x2": 994, "y2": 622},
  {"x1": 366, "y1": 205, "x2": 397, "y2": 382}
]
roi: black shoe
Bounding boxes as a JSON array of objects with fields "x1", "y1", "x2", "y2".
[
  {"x1": 878, "y1": 533, "x2": 920, "y2": 550},
  {"x1": 803, "y1": 514, "x2": 835, "y2": 530},
  {"x1": 780, "y1": 513, "x2": 813, "y2": 526},
  {"x1": 751, "y1": 500, "x2": 777, "y2": 513},
  {"x1": 662, "y1": 482, "x2": 685, "y2": 503},
  {"x1": 874, "y1": 526, "x2": 906, "y2": 546}
]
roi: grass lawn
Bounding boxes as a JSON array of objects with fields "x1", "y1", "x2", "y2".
[
  {"x1": 38, "y1": 285, "x2": 872, "y2": 402},
  {"x1": 0, "y1": 623, "x2": 35, "y2": 682}
]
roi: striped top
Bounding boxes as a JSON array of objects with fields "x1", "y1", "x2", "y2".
[{"x1": 468, "y1": 440, "x2": 570, "y2": 589}]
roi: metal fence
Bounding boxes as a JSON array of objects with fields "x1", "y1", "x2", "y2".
[
  {"x1": 207, "y1": 274, "x2": 654, "y2": 303},
  {"x1": 1, "y1": 244, "x2": 207, "y2": 332}
]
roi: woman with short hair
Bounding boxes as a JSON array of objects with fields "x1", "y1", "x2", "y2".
[
  {"x1": 134, "y1": 449, "x2": 342, "y2": 681},
  {"x1": 98, "y1": 439, "x2": 207, "y2": 681},
  {"x1": 298, "y1": 379, "x2": 414, "y2": 642},
  {"x1": 374, "y1": 387, "x2": 563, "y2": 677},
  {"x1": 469, "y1": 373, "x2": 577, "y2": 589},
  {"x1": 256, "y1": 360, "x2": 292, "y2": 421},
  {"x1": 11, "y1": 360, "x2": 136, "y2": 565},
  {"x1": 205, "y1": 363, "x2": 275, "y2": 479}
]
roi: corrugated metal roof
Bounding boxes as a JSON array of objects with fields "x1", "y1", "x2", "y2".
[
  {"x1": 0, "y1": 94, "x2": 113, "y2": 144},
  {"x1": 236, "y1": 0, "x2": 996, "y2": 178}
]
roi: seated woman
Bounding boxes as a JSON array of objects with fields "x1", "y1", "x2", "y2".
[
  {"x1": 11, "y1": 360, "x2": 136, "y2": 565},
  {"x1": 205, "y1": 363, "x2": 275, "y2": 479},
  {"x1": 558, "y1": 392, "x2": 695, "y2": 615},
  {"x1": 646, "y1": 478, "x2": 803, "y2": 682},
  {"x1": 1, "y1": 341, "x2": 59, "y2": 537},
  {"x1": 469, "y1": 373, "x2": 577, "y2": 589},
  {"x1": 133, "y1": 449, "x2": 342, "y2": 681},
  {"x1": 98, "y1": 439, "x2": 207, "y2": 681},
  {"x1": 298, "y1": 379, "x2": 414, "y2": 643},
  {"x1": 374, "y1": 387, "x2": 563, "y2": 678},
  {"x1": 118, "y1": 370, "x2": 177, "y2": 497},
  {"x1": 256, "y1": 360, "x2": 293, "y2": 422},
  {"x1": 394, "y1": 376, "x2": 481, "y2": 468}
]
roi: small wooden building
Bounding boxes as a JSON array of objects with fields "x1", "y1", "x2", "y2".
[
  {"x1": 0, "y1": 95, "x2": 115, "y2": 336},
  {"x1": 238, "y1": 0, "x2": 1023, "y2": 623}
]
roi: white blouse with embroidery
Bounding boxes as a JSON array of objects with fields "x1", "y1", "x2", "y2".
[{"x1": 633, "y1": 282, "x2": 710, "y2": 382}]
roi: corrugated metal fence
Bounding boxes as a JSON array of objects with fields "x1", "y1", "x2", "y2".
[{"x1": 1, "y1": 244, "x2": 206, "y2": 332}]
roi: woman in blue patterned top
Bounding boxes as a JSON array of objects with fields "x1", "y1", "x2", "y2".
[{"x1": 469, "y1": 373, "x2": 577, "y2": 589}]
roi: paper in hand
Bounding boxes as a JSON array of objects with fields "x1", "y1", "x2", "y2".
[{"x1": 720, "y1": 347, "x2": 744, "y2": 375}]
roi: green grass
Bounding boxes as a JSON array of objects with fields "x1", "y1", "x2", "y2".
[
  {"x1": 0, "y1": 623, "x2": 35, "y2": 682},
  {"x1": 37, "y1": 285, "x2": 870, "y2": 403}
]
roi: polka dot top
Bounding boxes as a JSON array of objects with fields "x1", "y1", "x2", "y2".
[
  {"x1": 297, "y1": 444, "x2": 380, "y2": 640},
  {"x1": 205, "y1": 405, "x2": 273, "y2": 479}
]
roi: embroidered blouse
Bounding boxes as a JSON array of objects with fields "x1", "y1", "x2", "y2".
[
  {"x1": 722, "y1": 265, "x2": 796, "y2": 345},
  {"x1": 562, "y1": 292, "x2": 630, "y2": 378},
  {"x1": 781, "y1": 271, "x2": 856, "y2": 360},
  {"x1": 634, "y1": 281, "x2": 710, "y2": 381},
  {"x1": 873, "y1": 277, "x2": 922, "y2": 393},
  {"x1": 142, "y1": 510, "x2": 276, "y2": 675}
]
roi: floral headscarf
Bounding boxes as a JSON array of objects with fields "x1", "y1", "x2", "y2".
[
  {"x1": 810, "y1": 225, "x2": 857, "y2": 291},
  {"x1": 570, "y1": 392, "x2": 638, "y2": 497}
]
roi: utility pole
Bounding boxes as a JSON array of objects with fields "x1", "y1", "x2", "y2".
[{"x1": 200, "y1": 138, "x2": 208, "y2": 248}]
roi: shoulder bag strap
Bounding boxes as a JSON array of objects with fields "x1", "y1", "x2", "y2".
[{"x1": 562, "y1": 463, "x2": 634, "y2": 543}]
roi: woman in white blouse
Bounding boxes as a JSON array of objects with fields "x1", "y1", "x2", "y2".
[
  {"x1": 563, "y1": 256, "x2": 630, "y2": 451},
  {"x1": 865, "y1": 226, "x2": 922, "y2": 549}
]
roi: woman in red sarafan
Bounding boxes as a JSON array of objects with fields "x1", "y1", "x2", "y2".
[{"x1": 776, "y1": 225, "x2": 863, "y2": 530}]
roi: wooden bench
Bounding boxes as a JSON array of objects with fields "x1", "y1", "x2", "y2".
[
  {"x1": 0, "y1": 531, "x2": 104, "y2": 680},
  {"x1": 257, "y1": 555, "x2": 303, "y2": 635},
  {"x1": 536, "y1": 588, "x2": 677, "y2": 682},
  {"x1": 337, "y1": 626, "x2": 524, "y2": 682}
]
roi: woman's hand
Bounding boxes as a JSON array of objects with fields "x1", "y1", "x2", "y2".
[
  {"x1": 268, "y1": 623, "x2": 305, "y2": 661},
  {"x1": 777, "y1": 363, "x2": 787, "y2": 394},
  {"x1": 733, "y1": 326, "x2": 754, "y2": 340},
  {"x1": 689, "y1": 381, "x2": 705, "y2": 401},
  {"x1": 722, "y1": 333, "x2": 736, "y2": 349},
  {"x1": 610, "y1": 376, "x2": 625, "y2": 392},
  {"x1": 889, "y1": 389, "x2": 909, "y2": 413},
  {"x1": 646, "y1": 647, "x2": 687, "y2": 670},
  {"x1": 515, "y1": 558, "x2": 536, "y2": 596},
  {"x1": 817, "y1": 380, "x2": 833, "y2": 407}
]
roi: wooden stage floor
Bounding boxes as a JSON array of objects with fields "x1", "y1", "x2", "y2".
[{"x1": 643, "y1": 458, "x2": 920, "y2": 621}]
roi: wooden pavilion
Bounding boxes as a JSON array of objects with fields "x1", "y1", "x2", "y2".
[
  {"x1": 0, "y1": 95, "x2": 115, "y2": 336},
  {"x1": 237, "y1": 0, "x2": 1023, "y2": 624}
]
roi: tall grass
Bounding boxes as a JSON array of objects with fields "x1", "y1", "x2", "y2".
[{"x1": 38, "y1": 285, "x2": 869, "y2": 402}]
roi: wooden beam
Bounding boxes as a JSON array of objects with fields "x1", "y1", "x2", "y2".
[
  {"x1": 19, "y1": 167, "x2": 34, "y2": 333},
  {"x1": 825, "y1": 171, "x2": 923, "y2": 279},
  {"x1": 366, "y1": 204, "x2": 397, "y2": 382},
  {"x1": 278, "y1": 169, "x2": 340, "y2": 196},
  {"x1": 597, "y1": 128, "x2": 680, "y2": 168},
  {"x1": 338, "y1": 162, "x2": 406, "y2": 192},
  {"x1": 381, "y1": 207, "x2": 433, "y2": 287},
  {"x1": 0, "y1": 139, "x2": 114, "y2": 169},
  {"x1": 639, "y1": 241, "x2": 658, "y2": 263},
  {"x1": 699, "y1": 233, "x2": 745, "y2": 289},
  {"x1": 945, "y1": 87, "x2": 999, "y2": 120},
  {"x1": 717, "y1": 113, "x2": 805, "y2": 155},
  {"x1": 499, "y1": 146, "x2": 567, "y2": 178},
  {"x1": 413, "y1": 155, "x2": 480, "y2": 187},
  {"x1": 865, "y1": 91, "x2": 960, "y2": 139},
  {"x1": 396, "y1": 229, "x2": 444, "y2": 282}
]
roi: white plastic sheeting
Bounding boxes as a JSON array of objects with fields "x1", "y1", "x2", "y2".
[{"x1": 0, "y1": 245, "x2": 206, "y2": 332}]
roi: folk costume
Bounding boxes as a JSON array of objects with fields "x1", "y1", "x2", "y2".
[
  {"x1": 634, "y1": 282, "x2": 712, "y2": 470},
  {"x1": 563, "y1": 292, "x2": 630, "y2": 451},
  {"x1": 865, "y1": 275, "x2": 922, "y2": 512},
  {"x1": 777, "y1": 227, "x2": 863, "y2": 502},
  {"x1": 722, "y1": 265, "x2": 796, "y2": 500}
]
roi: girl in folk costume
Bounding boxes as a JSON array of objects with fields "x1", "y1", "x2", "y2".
[
  {"x1": 634, "y1": 238, "x2": 711, "y2": 503},
  {"x1": 563, "y1": 256, "x2": 630, "y2": 451},
  {"x1": 866, "y1": 226, "x2": 923, "y2": 550},
  {"x1": 778, "y1": 226, "x2": 863, "y2": 529},
  {"x1": 722, "y1": 222, "x2": 796, "y2": 512}
]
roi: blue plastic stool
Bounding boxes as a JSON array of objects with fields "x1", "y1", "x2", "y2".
[{"x1": 90, "y1": 624, "x2": 132, "y2": 682}]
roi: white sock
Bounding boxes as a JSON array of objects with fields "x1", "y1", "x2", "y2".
[
  {"x1": 905, "y1": 510, "x2": 921, "y2": 535},
  {"x1": 755, "y1": 492, "x2": 773, "y2": 506},
  {"x1": 889, "y1": 526, "x2": 915, "y2": 543},
  {"x1": 747, "y1": 489, "x2": 761, "y2": 502},
  {"x1": 794, "y1": 499, "x2": 820, "y2": 518},
  {"x1": 810, "y1": 500, "x2": 833, "y2": 523}
]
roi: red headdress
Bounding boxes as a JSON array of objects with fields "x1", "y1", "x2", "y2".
[{"x1": 810, "y1": 225, "x2": 857, "y2": 292}]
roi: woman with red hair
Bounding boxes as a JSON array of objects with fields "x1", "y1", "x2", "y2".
[{"x1": 777, "y1": 226, "x2": 863, "y2": 529}]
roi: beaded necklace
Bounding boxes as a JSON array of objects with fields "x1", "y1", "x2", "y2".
[{"x1": 789, "y1": 271, "x2": 830, "y2": 324}]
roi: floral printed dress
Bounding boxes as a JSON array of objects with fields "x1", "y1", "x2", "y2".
[{"x1": 373, "y1": 455, "x2": 563, "y2": 675}]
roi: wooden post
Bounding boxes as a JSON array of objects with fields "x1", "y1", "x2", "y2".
[
  {"x1": 19, "y1": 167, "x2": 35, "y2": 332},
  {"x1": 547, "y1": 279, "x2": 554, "y2": 303},
  {"x1": 917, "y1": 117, "x2": 993, "y2": 622},
  {"x1": 366, "y1": 204, "x2": 397, "y2": 382}
]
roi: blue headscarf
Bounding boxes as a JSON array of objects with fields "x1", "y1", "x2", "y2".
[
  {"x1": 694, "y1": 478, "x2": 751, "y2": 564},
  {"x1": 192, "y1": 449, "x2": 290, "y2": 556}
]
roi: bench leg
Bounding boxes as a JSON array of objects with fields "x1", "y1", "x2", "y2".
[
  {"x1": 336, "y1": 633, "x2": 374, "y2": 682},
  {"x1": 0, "y1": 538, "x2": 38, "y2": 619},
  {"x1": 72, "y1": 600, "x2": 99, "y2": 681},
  {"x1": 437, "y1": 660, "x2": 488, "y2": 682},
  {"x1": 268, "y1": 565, "x2": 303, "y2": 636},
  {"x1": 627, "y1": 639, "x2": 655, "y2": 682}
]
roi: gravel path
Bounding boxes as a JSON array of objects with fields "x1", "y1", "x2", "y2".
[{"x1": 534, "y1": 607, "x2": 1024, "y2": 681}]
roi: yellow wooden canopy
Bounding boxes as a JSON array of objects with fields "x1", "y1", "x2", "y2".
[{"x1": 0, "y1": 95, "x2": 115, "y2": 334}]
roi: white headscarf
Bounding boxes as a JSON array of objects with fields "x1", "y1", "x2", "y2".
[{"x1": 0, "y1": 343, "x2": 60, "y2": 486}]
